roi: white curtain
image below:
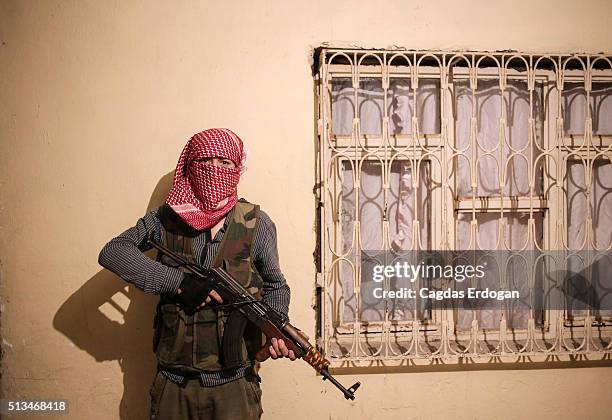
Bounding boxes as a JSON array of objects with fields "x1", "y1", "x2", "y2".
[
  {"x1": 332, "y1": 77, "x2": 612, "y2": 326},
  {"x1": 563, "y1": 82, "x2": 612, "y2": 135},
  {"x1": 340, "y1": 160, "x2": 431, "y2": 322},
  {"x1": 454, "y1": 79, "x2": 543, "y2": 198},
  {"x1": 567, "y1": 161, "x2": 612, "y2": 318},
  {"x1": 332, "y1": 77, "x2": 440, "y2": 135},
  {"x1": 567, "y1": 161, "x2": 612, "y2": 250}
]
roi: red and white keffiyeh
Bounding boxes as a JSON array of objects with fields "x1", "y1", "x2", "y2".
[{"x1": 166, "y1": 128, "x2": 246, "y2": 230}]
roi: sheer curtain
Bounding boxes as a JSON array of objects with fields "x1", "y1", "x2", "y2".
[
  {"x1": 332, "y1": 78, "x2": 437, "y2": 322},
  {"x1": 331, "y1": 76, "x2": 612, "y2": 325}
]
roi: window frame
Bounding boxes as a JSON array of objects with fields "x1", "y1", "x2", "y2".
[{"x1": 314, "y1": 49, "x2": 612, "y2": 365}]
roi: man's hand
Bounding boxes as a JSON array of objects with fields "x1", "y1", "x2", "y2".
[
  {"x1": 176, "y1": 288, "x2": 223, "y2": 307},
  {"x1": 199, "y1": 289, "x2": 223, "y2": 307},
  {"x1": 268, "y1": 337, "x2": 297, "y2": 361},
  {"x1": 175, "y1": 273, "x2": 219, "y2": 314}
]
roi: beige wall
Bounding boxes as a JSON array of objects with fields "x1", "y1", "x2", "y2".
[{"x1": 2, "y1": 1, "x2": 612, "y2": 418}]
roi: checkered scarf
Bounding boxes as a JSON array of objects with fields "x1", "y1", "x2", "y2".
[{"x1": 166, "y1": 128, "x2": 246, "y2": 230}]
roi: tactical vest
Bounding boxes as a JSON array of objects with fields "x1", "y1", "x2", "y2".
[{"x1": 153, "y1": 199, "x2": 264, "y2": 373}]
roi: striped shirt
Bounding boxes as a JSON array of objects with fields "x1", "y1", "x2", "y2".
[{"x1": 98, "y1": 205, "x2": 290, "y2": 386}]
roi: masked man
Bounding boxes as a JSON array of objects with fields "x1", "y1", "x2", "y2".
[{"x1": 99, "y1": 128, "x2": 294, "y2": 420}]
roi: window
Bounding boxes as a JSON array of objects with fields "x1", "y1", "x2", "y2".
[{"x1": 314, "y1": 49, "x2": 612, "y2": 365}]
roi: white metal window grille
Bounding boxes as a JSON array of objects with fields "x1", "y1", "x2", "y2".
[{"x1": 314, "y1": 48, "x2": 612, "y2": 366}]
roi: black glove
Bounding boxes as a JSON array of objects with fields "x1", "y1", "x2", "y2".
[{"x1": 175, "y1": 273, "x2": 214, "y2": 314}]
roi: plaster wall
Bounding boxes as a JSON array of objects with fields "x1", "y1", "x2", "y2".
[{"x1": 2, "y1": 1, "x2": 612, "y2": 418}]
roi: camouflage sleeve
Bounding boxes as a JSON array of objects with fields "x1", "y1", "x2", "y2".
[
  {"x1": 98, "y1": 208, "x2": 184, "y2": 294},
  {"x1": 253, "y1": 210, "x2": 291, "y2": 317}
]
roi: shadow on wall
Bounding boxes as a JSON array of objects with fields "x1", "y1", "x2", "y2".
[{"x1": 53, "y1": 171, "x2": 174, "y2": 420}]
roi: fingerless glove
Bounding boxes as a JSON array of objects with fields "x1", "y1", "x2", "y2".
[{"x1": 175, "y1": 273, "x2": 214, "y2": 314}]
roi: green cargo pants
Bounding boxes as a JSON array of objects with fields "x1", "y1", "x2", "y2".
[{"x1": 149, "y1": 372, "x2": 263, "y2": 420}]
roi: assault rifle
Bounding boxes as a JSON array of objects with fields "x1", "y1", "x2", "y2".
[{"x1": 147, "y1": 237, "x2": 361, "y2": 400}]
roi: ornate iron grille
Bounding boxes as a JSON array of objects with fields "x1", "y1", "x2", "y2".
[{"x1": 314, "y1": 48, "x2": 612, "y2": 366}]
